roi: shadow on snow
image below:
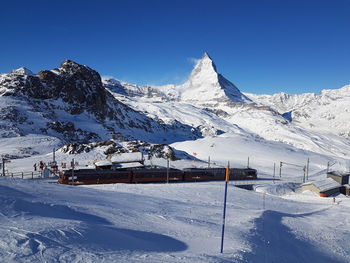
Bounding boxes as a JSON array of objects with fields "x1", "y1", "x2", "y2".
[
  {"x1": 0, "y1": 184, "x2": 187, "y2": 253},
  {"x1": 241, "y1": 209, "x2": 344, "y2": 263}
]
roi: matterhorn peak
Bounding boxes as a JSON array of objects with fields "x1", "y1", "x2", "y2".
[
  {"x1": 180, "y1": 53, "x2": 251, "y2": 104},
  {"x1": 10, "y1": 67, "x2": 33, "y2": 76},
  {"x1": 189, "y1": 53, "x2": 218, "y2": 82}
]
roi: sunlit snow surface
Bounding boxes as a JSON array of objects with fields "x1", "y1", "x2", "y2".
[
  {"x1": 0, "y1": 174, "x2": 349, "y2": 263},
  {"x1": 1, "y1": 134, "x2": 350, "y2": 263}
]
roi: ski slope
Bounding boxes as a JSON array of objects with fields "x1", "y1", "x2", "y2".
[{"x1": 0, "y1": 174, "x2": 349, "y2": 263}]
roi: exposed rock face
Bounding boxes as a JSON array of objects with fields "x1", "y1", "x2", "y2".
[
  {"x1": 59, "y1": 139, "x2": 178, "y2": 161},
  {"x1": 0, "y1": 60, "x2": 204, "y2": 145},
  {"x1": 1, "y1": 60, "x2": 117, "y2": 120},
  {"x1": 37, "y1": 60, "x2": 111, "y2": 119}
]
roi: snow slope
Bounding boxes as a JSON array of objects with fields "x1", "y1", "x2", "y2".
[{"x1": 0, "y1": 173, "x2": 349, "y2": 263}]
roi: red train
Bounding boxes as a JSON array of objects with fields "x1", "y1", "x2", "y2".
[{"x1": 58, "y1": 167, "x2": 257, "y2": 185}]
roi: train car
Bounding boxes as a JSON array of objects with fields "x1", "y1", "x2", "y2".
[
  {"x1": 183, "y1": 168, "x2": 226, "y2": 181},
  {"x1": 58, "y1": 169, "x2": 132, "y2": 185},
  {"x1": 229, "y1": 168, "x2": 257, "y2": 180},
  {"x1": 58, "y1": 167, "x2": 258, "y2": 185},
  {"x1": 131, "y1": 168, "x2": 183, "y2": 183}
]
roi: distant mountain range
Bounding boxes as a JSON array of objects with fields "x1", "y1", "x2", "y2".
[{"x1": 1, "y1": 53, "x2": 349, "y2": 159}]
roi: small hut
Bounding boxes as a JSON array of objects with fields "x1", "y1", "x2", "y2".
[
  {"x1": 327, "y1": 171, "x2": 350, "y2": 185},
  {"x1": 108, "y1": 152, "x2": 144, "y2": 164},
  {"x1": 301, "y1": 178, "x2": 341, "y2": 197},
  {"x1": 95, "y1": 160, "x2": 113, "y2": 170}
]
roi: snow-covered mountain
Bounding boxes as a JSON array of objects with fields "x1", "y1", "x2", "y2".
[
  {"x1": 104, "y1": 53, "x2": 251, "y2": 104},
  {"x1": 1, "y1": 53, "x2": 350, "y2": 162},
  {"x1": 246, "y1": 85, "x2": 350, "y2": 139},
  {"x1": 104, "y1": 53, "x2": 350, "y2": 159}
]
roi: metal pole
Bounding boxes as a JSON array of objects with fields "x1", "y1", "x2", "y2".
[
  {"x1": 273, "y1": 163, "x2": 276, "y2": 183},
  {"x1": 247, "y1": 157, "x2": 250, "y2": 168},
  {"x1": 220, "y1": 167, "x2": 229, "y2": 253},
  {"x1": 53, "y1": 148, "x2": 56, "y2": 163},
  {"x1": 306, "y1": 158, "x2": 310, "y2": 180},
  {"x1": 327, "y1": 161, "x2": 330, "y2": 173},
  {"x1": 71, "y1": 158, "x2": 75, "y2": 184},
  {"x1": 166, "y1": 158, "x2": 169, "y2": 184},
  {"x1": 208, "y1": 156, "x2": 210, "y2": 168},
  {"x1": 279, "y1": 162, "x2": 282, "y2": 178},
  {"x1": 303, "y1": 166, "x2": 306, "y2": 183},
  {"x1": 2, "y1": 158, "x2": 5, "y2": 177}
]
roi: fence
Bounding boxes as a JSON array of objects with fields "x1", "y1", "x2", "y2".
[{"x1": 2, "y1": 170, "x2": 43, "y2": 179}]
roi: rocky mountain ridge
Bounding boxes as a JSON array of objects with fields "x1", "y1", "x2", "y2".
[{"x1": 0, "y1": 61, "x2": 203, "y2": 151}]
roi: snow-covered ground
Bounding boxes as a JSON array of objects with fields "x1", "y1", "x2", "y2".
[
  {"x1": 0, "y1": 132, "x2": 349, "y2": 262},
  {"x1": 1, "y1": 174, "x2": 349, "y2": 263}
]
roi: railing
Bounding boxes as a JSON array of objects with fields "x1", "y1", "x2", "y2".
[{"x1": 2, "y1": 171, "x2": 43, "y2": 179}]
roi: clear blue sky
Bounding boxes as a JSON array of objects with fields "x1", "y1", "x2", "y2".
[{"x1": 1, "y1": 0, "x2": 349, "y2": 94}]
